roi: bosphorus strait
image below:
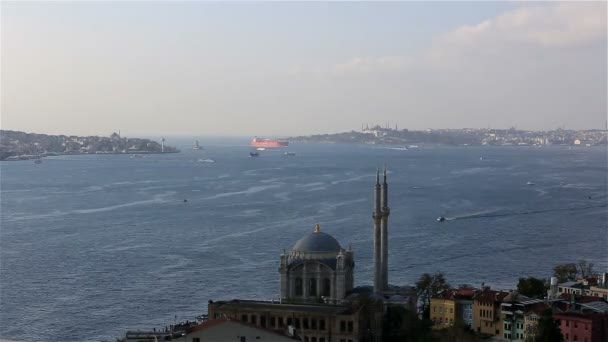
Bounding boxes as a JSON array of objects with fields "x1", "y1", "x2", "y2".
[{"x1": 1, "y1": 140, "x2": 606, "y2": 341}]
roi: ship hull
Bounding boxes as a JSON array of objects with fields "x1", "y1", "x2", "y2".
[{"x1": 250, "y1": 140, "x2": 289, "y2": 148}]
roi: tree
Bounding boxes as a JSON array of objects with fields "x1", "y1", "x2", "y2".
[
  {"x1": 553, "y1": 263, "x2": 577, "y2": 282},
  {"x1": 533, "y1": 309, "x2": 563, "y2": 342},
  {"x1": 383, "y1": 306, "x2": 433, "y2": 342},
  {"x1": 577, "y1": 259, "x2": 595, "y2": 278},
  {"x1": 415, "y1": 272, "x2": 450, "y2": 319},
  {"x1": 553, "y1": 259, "x2": 595, "y2": 283},
  {"x1": 517, "y1": 277, "x2": 547, "y2": 298}
]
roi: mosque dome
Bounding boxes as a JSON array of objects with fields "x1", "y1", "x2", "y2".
[{"x1": 292, "y1": 224, "x2": 342, "y2": 253}]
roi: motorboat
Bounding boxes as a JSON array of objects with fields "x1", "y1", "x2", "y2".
[
  {"x1": 284, "y1": 152, "x2": 296, "y2": 156},
  {"x1": 249, "y1": 152, "x2": 260, "y2": 157},
  {"x1": 34, "y1": 159, "x2": 42, "y2": 164},
  {"x1": 437, "y1": 216, "x2": 446, "y2": 222},
  {"x1": 526, "y1": 181, "x2": 535, "y2": 186},
  {"x1": 198, "y1": 158, "x2": 215, "y2": 163}
]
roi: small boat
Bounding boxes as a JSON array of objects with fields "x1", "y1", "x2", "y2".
[
  {"x1": 198, "y1": 158, "x2": 215, "y2": 163},
  {"x1": 479, "y1": 157, "x2": 484, "y2": 161},
  {"x1": 130, "y1": 154, "x2": 143, "y2": 159},
  {"x1": 192, "y1": 140, "x2": 203, "y2": 150},
  {"x1": 526, "y1": 181, "x2": 535, "y2": 186},
  {"x1": 284, "y1": 152, "x2": 296, "y2": 156},
  {"x1": 256, "y1": 148, "x2": 266, "y2": 151},
  {"x1": 34, "y1": 159, "x2": 42, "y2": 164},
  {"x1": 249, "y1": 152, "x2": 260, "y2": 157},
  {"x1": 437, "y1": 216, "x2": 446, "y2": 222}
]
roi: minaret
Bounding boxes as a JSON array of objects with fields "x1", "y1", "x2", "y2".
[
  {"x1": 373, "y1": 169, "x2": 382, "y2": 293},
  {"x1": 381, "y1": 166, "x2": 390, "y2": 291}
]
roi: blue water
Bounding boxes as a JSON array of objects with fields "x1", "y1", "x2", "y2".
[{"x1": 1, "y1": 139, "x2": 606, "y2": 341}]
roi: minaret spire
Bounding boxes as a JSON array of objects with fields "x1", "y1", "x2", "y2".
[
  {"x1": 380, "y1": 165, "x2": 390, "y2": 291},
  {"x1": 373, "y1": 168, "x2": 382, "y2": 293}
]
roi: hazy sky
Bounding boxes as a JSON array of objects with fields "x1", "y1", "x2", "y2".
[{"x1": 1, "y1": 1, "x2": 606, "y2": 137}]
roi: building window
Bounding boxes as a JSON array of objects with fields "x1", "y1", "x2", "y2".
[
  {"x1": 287, "y1": 318, "x2": 292, "y2": 326},
  {"x1": 304, "y1": 337, "x2": 309, "y2": 342},
  {"x1": 348, "y1": 320, "x2": 354, "y2": 332},
  {"x1": 323, "y1": 278, "x2": 331, "y2": 296},
  {"x1": 279, "y1": 317, "x2": 284, "y2": 327},
  {"x1": 261, "y1": 315, "x2": 266, "y2": 328},
  {"x1": 193, "y1": 339, "x2": 200, "y2": 342},
  {"x1": 319, "y1": 319, "x2": 326, "y2": 330},
  {"x1": 240, "y1": 337, "x2": 246, "y2": 342},
  {"x1": 295, "y1": 318, "x2": 301, "y2": 329},
  {"x1": 242, "y1": 314, "x2": 248, "y2": 322},
  {"x1": 311, "y1": 338, "x2": 317, "y2": 342},
  {"x1": 270, "y1": 316, "x2": 276, "y2": 328},
  {"x1": 312, "y1": 318, "x2": 317, "y2": 329},
  {"x1": 340, "y1": 320, "x2": 346, "y2": 332},
  {"x1": 309, "y1": 278, "x2": 317, "y2": 296},
  {"x1": 320, "y1": 338, "x2": 325, "y2": 342},
  {"x1": 304, "y1": 318, "x2": 309, "y2": 329},
  {"x1": 296, "y1": 278, "x2": 303, "y2": 296},
  {"x1": 566, "y1": 321, "x2": 569, "y2": 327},
  {"x1": 574, "y1": 322, "x2": 578, "y2": 328}
]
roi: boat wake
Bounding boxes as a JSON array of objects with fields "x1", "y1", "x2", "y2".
[{"x1": 447, "y1": 204, "x2": 607, "y2": 221}]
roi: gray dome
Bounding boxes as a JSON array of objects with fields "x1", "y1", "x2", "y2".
[{"x1": 293, "y1": 226, "x2": 341, "y2": 253}]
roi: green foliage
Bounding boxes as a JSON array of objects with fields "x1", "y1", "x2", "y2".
[
  {"x1": 517, "y1": 277, "x2": 547, "y2": 298},
  {"x1": 415, "y1": 272, "x2": 450, "y2": 319},
  {"x1": 533, "y1": 309, "x2": 563, "y2": 342},
  {"x1": 553, "y1": 259, "x2": 596, "y2": 282},
  {"x1": 553, "y1": 263, "x2": 578, "y2": 282},
  {"x1": 431, "y1": 322, "x2": 481, "y2": 342},
  {"x1": 383, "y1": 306, "x2": 433, "y2": 342}
]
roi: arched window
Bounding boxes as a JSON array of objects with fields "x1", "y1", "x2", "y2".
[
  {"x1": 323, "y1": 278, "x2": 331, "y2": 296},
  {"x1": 309, "y1": 278, "x2": 317, "y2": 296},
  {"x1": 295, "y1": 277, "x2": 303, "y2": 296}
]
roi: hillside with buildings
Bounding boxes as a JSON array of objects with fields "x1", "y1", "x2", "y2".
[
  {"x1": 288, "y1": 125, "x2": 608, "y2": 147},
  {"x1": 0, "y1": 130, "x2": 178, "y2": 160}
]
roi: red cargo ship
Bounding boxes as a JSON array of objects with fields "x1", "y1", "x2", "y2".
[{"x1": 250, "y1": 137, "x2": 289, "y2": 148}]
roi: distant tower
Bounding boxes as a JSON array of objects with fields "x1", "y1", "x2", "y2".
[
  {"x1": 395, "y1": 123, "x2": 398, "y2": 131},
  {"x1": 373, "y1": 169, "x2": 382, "y2": 292},
  {"x1": 161, "y1": 137, "x2": 165, "y2": 153},
  {"x1": 380, "y1": 166, "x2": 390, "y2": 290}
]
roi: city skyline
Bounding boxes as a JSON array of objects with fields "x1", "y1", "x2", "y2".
[{"x1": 1, "y1": 1, "x2": 606, "y2": 137}]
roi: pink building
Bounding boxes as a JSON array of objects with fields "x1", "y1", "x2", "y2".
[{"x1": 554, "y1": 312, "x2": 608, "y2": 342}]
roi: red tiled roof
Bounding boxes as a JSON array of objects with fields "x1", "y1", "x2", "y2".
[
  {"x1": 187, "y1": 317, "x2": 230, "y2": 333},
  {"x1": 455, "y1": 289, "x2": 476, "y2": 297},
  {"x1": 473, "y1": 290, "x2": 509, "y2": 303},
  {"x1": 525, "y1": 303, "x2": 550, "y2": 316},
  {"x1": 187, "y1": 318, "x2": 295, "y2": 339},
  {"x1": 558, "y1": 293, "x2": 604, "y2": 303}
]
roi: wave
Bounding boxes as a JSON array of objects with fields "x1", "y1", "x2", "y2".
[
  {"x1": 201, "y1": 184, "x2": 281, "y2": 200},
  {"x1": 296, "y1": 182, "x2": 325, "y2": 188},
  {"x1": 330, "y1": 174, "x2": 368, "y2": 185},
  {"x1": 448, "y1": 204, "x2": 607, "y2": 221},
  {"x1": 5, "y1": 192, "x2": 176, "y2": 221}
]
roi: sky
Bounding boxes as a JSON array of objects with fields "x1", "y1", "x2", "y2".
[{"x1": 1, "y1": 1, "x2": 606, "y2": 137}]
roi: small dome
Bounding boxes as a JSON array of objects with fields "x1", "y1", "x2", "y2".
[{"x1": 293, "y1": 225, "x2": 342, "y2": 253}]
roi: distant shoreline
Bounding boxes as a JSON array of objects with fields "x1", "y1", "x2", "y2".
[{"x1": 1, "y1": 150, "x2": 180, "y2": 161}]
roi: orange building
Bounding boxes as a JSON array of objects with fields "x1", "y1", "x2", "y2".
[{"x1": 472, "y1": 289, "x2": 509, "y2": 336}]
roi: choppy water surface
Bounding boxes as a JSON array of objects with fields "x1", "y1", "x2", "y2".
[{"x1": 1, "y1": 140, "x2": 606, "y2": 341}]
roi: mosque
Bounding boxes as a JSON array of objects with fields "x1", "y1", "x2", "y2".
[{"x1": 207, "y1": 169, "x2": 416, "y2": 342}]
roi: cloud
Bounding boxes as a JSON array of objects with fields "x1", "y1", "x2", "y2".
[
  {"x1": 292, "y1": 2, "x2": 606, "y2": 75},
  {"x1": 432, "y1": 2, "x2": 606, "y2": 57}
]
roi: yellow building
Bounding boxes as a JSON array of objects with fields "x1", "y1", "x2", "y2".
[
  {"x1": 472, "y1": 289, "x2": 509, "y2": 336},
  {"x1": 430, "y1": 291, "x2": 457, "y2": 329}
]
